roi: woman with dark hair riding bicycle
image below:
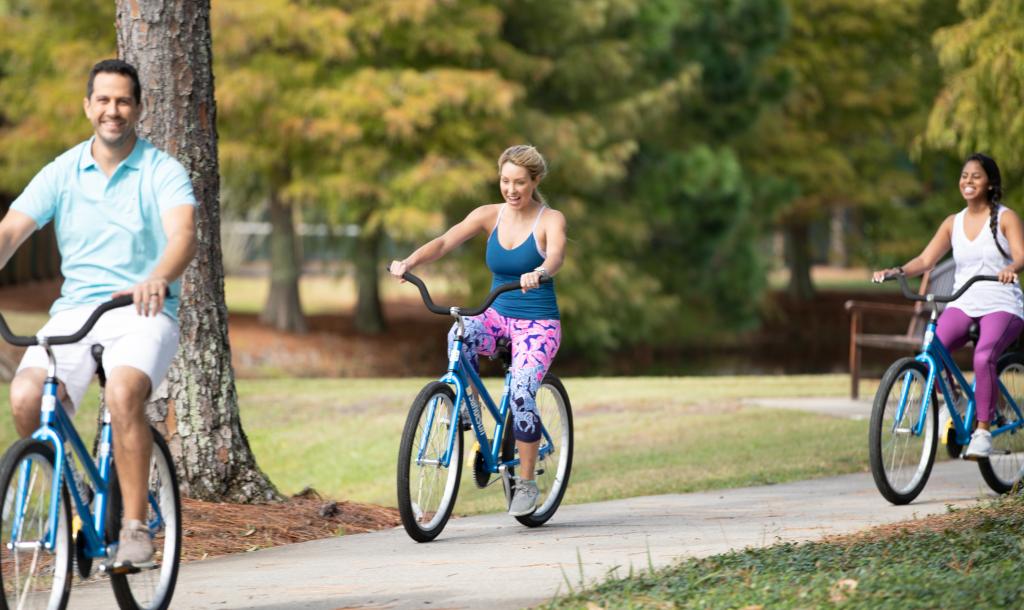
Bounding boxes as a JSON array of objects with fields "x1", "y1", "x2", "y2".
[
  {"x1": 872, "y1": 153, "x2": 1024, "y2": 459},
  {"x1": 389, "y1": 144, "x2": 566, "y2": 517}
]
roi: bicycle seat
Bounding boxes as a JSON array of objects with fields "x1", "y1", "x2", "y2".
[
  {"x1": 489, "y1": 337, "x2": 512, "y2": 369},
  {"x1": 966, "y1": 321, "x2": 1023, "y2": 354},
  {"x1": 91, "y1": 344, "x2": 106, "y2": 388}
]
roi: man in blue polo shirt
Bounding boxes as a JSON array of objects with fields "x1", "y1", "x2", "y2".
[{"x1": 0, "y1": 59, "x2": 197, "y2": 571}]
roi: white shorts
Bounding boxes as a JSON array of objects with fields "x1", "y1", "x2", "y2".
[{"x1": 16, "y1": 305, "x2": 180, "y2": 415}]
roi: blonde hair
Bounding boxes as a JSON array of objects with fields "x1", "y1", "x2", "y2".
[{"x1": 498, "y1": 145, "x2": 548, "y2": 205}]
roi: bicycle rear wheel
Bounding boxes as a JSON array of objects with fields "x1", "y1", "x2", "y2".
[
  {"x1": 515, "y1": 374, "x2": 573, "y2": 527},
  {"x1": 107, "y1": 429, "x2": 181, "y2": 610},
  {"x1": 0, "y1": 438, "x2": 72, "y2": 610},
  {"x1": 979, "y1": 352, "x2": 1024, "y2": 493},
  {"x1": 397, "y1": 382, "x2": 463, "y2": 542},
  {"x1": 869, "y1": 358, "x2": 938, "y2": 505}
]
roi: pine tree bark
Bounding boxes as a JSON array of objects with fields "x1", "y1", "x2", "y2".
[
  {"x1": 260, "y1": 191, "x2": 307, "y2": 333},
  {"x1": 116, "y1": 0, "x2": 279, "y2": 502},
  {"x1": 353, "y1": 223, "x2": 385, "y2": 334}
]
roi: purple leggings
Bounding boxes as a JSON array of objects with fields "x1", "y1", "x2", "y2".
[
  {"x1": 448, "y1": 308, "x2": 561, "y2": 442},
  {"x1": 936, "y1": 307, "x2": 1024, "y2": 422}
]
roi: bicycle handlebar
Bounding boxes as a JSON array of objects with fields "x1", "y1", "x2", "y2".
[
  {"x1": 882, "y1": 272, "x2": 1000, "y2": 304},
  {"x1": 0, "y1": 295, "x2": 137, "y2": 347},
  {"x1": 389, "y1": 266, "x2": 550, "y2": 318}
]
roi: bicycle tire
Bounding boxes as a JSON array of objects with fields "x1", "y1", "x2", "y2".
[
  {"x1": 0, "y1": 438, "x2": 72, "y2": 610},
  {"x1": 515, "y1": 374, "x2": 573, "y2": 527},
  {"x1": 107, "y1": 429, "x2": 181, "y2": 610},
  {"x1": 869, "y1": 358, "x2": 938, "y2": 505},
  {"x1": 978, "y1": 352, "x2": 1024, "y2": 493},
  {"x1": 397, "y1": 382, "x2": 463, "y2": 542}
]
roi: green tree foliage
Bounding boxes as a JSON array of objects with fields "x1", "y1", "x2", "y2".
[
  {"x1": 748, "y1": 0, "x2": 959, "y2": 298},
  {"x1": 0, "y1": 0, "x2": 113, "y2": 192},
  {"x1": 625, "y1": 0, "x2": 788, "y2": 337},
  {"x1": 925, "y1": 0, "x2": 1024, "y2": 167},
  {"x1": 214, "y1": 0, "x2": 519, "y2": 333}
]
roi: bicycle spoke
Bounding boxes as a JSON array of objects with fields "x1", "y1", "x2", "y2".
[
  {"x1": 398, "y1": 384, "x2": 462, "y2": 541},
  {"x1": 1, "y1": 442, "x2": 71, "y2": 610}
]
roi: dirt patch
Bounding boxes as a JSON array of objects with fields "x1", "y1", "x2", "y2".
[
  {"x1": 181, "y1": 491, "x2": 400, "y2": 562},
  {"x1": 228, "y1": 302, "x2": 450, "y2": 378}
]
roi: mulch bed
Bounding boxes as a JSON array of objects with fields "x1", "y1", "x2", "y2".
[{"x1": 180, "y1": 489, "x2": 400, "y2": 562}]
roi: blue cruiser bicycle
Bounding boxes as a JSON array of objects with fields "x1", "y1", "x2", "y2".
[
  {"x1": 0, "y1": 296, "x2": 181, "y2": 610},
  {"x1": 870, "y1": 273, "x2": 1024, "y2": 504},
  {"x1": 394, "y1": 270, "x2": 573, "y2": 542}
]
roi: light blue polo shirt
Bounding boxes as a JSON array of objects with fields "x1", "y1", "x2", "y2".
[{"x1": 11, "y1": 137, "x2": 196, "y2": 320}]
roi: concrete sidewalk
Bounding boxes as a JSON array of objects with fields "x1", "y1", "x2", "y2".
[{"x1": 67, "y1": 460, "x2": 996, "y2": 609}]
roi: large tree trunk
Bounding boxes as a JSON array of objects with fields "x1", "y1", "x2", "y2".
[
  {"x1": 116, "y1": 0, "x2": 279, "y2": 502},
  {"x1": 353, "y1": 223, "x2": 384, "y2": 334},
  {"x1": 260, "y1": 192, "x2": 307, "y2": 333},
  {"x1": 784, "y1": 221, "x2": 815, "y2": 301},
  {"x1": 828, "y1": 205, "x2": 848, "y2": 267}
]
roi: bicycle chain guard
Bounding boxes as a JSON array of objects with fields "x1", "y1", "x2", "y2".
[{"x1": 472, "y1": 441, "x2": 490, "y2": 488}]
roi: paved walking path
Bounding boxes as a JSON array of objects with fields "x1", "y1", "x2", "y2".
[{"x1": 68, "y1": 460, "x2": 997, "y2": 609}]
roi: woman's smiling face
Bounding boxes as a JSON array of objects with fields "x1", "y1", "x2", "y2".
[
  {"x1": 500, "y1": 162, "x2": 538, "y2": 209},
  {"x1": 959, "y1": 159, "x2": 990, "y2": 203}
]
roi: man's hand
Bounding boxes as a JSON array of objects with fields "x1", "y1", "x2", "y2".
[{"x1": 114, "y1": 276, "x2": 169, "y2": 317}]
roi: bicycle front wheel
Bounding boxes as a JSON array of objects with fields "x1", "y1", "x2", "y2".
[
  {"x1": 0, "y1": 438, "x2": 72, "y2": 610},
  {"x1": 869, "y1": 358, "x2": 938, "y2": 505},
  {"x1": 107, "y1": 429, "x2": 181, "y2": 610},
  {"x1": 979, "y1": 352, "x2": 1024, "y2": 493},
  {"x1": 397, "y1": 382, "x2": 463, "y2": 542},
  {"x1": 515, "y1": 374, "x2": 573, "y2": 527}
]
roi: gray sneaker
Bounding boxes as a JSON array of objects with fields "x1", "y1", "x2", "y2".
[
  {"x1": 508, "y1": 478, "x2": 539, "y2": 516},
  {"x1": 964, "y1": 429, "x2": 993, "y2": 460},
  {"x1": 113, "y1": 519, "x2": 155, "y2": 572}
]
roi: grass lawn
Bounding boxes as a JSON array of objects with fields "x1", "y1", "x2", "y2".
[
  {"x1": 545, "y1": 493, "x2": 1024, "y2": 609},
  {"x1": 0, "y1": 375, "x2": 875, "y2": 515},
  {"x1": 235, "y1": 374, "x2": 874, "y2": 515}
]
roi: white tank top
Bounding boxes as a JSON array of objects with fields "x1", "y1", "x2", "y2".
[{"x1": 950, "y1": 206, "x2": 1023, "y2": 318}]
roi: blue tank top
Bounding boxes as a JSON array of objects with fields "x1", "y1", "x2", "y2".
[{"x1": 485, "y1": 205, "x2": 560, "y2": 320}]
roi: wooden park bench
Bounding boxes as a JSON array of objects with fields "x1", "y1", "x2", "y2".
[{"x1": 844, "y1": 258, "x2": 956, "y2": 399}]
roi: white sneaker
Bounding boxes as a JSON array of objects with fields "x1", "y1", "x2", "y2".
[
  {"x1": 964, "y1": 429, "x2": 993, "y2": 460},
  {"x1": 508, "y1": 478, "x2": 539, "y2": 516},
  {"x1": 111, "y1": 519, "x2": 155, "y2": 572}
]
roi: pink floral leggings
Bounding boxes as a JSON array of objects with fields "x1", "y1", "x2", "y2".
[{"x1": 448, "y1": 308, "x2": 562, "y2": 442}]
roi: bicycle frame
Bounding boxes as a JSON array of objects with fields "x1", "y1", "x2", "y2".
[
  {"x1": 417, "y1": 317, "x2": 556, "y2": 475},
  {"x1": 899, "y1": 318, "x2": 1024, "y2": 446},
  {"x1": 15, "y1": 372, "x2": 112, "y2": 558},
  {"x1": 9, "y1": 344, "x2": 165, "y2": 561}
]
